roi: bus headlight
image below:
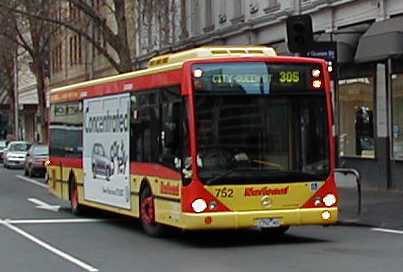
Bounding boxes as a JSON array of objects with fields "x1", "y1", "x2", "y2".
[
  {"x1": 323, "y1": 194, "x2": 337, "y2": 207},
  {"x1": 191, "y1": 199, "x2": 207, "y2": 213}
]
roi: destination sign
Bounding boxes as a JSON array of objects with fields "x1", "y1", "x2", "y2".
[{"x1": 193, "y1": 62, "x2": 319, "y2": 94}]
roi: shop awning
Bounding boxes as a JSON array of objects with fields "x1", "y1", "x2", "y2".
[{"x1": 355, "y1": 16, "x2": 403, "y2": 63}]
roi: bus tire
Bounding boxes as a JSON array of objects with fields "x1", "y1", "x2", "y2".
[
  {"x1": 69, "y1": 176, "x2": 84, "y2": 215},
  {"x1": 140, "y1": 184, "x2": 165, "y2": 237}
]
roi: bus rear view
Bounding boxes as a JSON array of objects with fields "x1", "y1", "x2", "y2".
[{"x1": 181, "y1": 58, "x2": 337, "y2": 231}]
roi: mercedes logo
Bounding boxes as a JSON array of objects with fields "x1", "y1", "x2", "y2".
[{"x1": 260, "y1": 195, "x2": 272, "y2": 207}]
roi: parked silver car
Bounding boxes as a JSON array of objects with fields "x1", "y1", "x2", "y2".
[{"x1": 3, "y1": 141, "x2": 31, "y2": 168}]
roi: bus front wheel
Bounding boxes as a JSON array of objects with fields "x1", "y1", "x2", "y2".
[{"x1": 140, "y1": 185, "x2": 165, "y2": 237}]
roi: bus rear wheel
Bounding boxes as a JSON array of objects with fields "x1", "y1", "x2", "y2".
[
  {"x1": 69, "y1": 177, "x2": 84, "y2": 215},
  {"x1": 140, "y1": 185, "x2": 165, "y2": 237}
]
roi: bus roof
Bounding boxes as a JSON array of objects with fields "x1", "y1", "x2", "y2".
[{"x1": 50, "y1": 46, "x2": 276, "y2": 96}]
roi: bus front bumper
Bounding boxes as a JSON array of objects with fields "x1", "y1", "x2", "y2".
[{"x1": 181, "y1": 207, "x2": 338, "y2": 230}]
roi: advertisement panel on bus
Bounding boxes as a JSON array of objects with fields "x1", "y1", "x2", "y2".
[{"x1": 83, "y1": 93, "x2": 131, "y2": 209}]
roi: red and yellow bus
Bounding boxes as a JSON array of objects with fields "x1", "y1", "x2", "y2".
[{"x1": 48, "y1": 46, "x2": 337, "y2": 236}]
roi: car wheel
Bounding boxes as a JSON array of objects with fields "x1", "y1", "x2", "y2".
[
  {"x1": 28, "y1": 166, "x2": 34, "y2": 177},
  {"x1": 140, "y1": 184, "x2": 166, "y2": 237},
  {"x1": 44, "y1": 171, "x2": 49, "y2": 183}
]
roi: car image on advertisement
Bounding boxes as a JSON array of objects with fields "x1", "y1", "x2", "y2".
[{"x1": 91, "y1": 143, "x2": 114, "y2": 181}]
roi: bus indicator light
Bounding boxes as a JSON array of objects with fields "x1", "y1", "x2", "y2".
[
  {"x1": 193, "y1": 69, "x2": 203, "y2": 78},
  {"x1": 312, "y1": 79, "x2": 322, "y2": 89},
  {"x1": 312, "y1": 69, "x2": 321, "y2": 78},
  {"x1": 321, "y1": 211, "x2": 331, "y2": 220},
  {"x1": 209, "y1": 201, "x2": 218, "y2": 210}
]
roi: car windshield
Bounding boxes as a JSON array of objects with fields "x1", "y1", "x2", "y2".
[
  {"x1": 9, "y1": 143, "x2": 30, "y2": 152},
  {"x1": 195, "y1": 94, "x2": 329, "y2": 184},
  {"x1": 33, "y1": 146, "x2": 49, "y2": 155}
]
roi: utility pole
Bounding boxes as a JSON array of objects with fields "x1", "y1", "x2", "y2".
[{"x1": 13, "y1": 50, "x2": 19, "y2": 140}]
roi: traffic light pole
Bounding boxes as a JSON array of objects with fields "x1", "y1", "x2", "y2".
[{"x1": 295, "y1": 0, "x2": 301, "y2": 15}]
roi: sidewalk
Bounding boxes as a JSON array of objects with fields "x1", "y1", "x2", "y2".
[{"x1": 337, "y1": 187, "x2": 403, "y2": 229}]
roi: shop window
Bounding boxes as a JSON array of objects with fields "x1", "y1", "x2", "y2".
[
  {"x1": 338, "y1": 77, "x2": 375, "y2": 158},
  {"x1": 392, "y1": 73, "x2": 403, "y2": 160}
]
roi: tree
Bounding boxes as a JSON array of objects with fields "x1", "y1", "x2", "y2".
[{"x1": 0, "y1": 39, "x2": 17, "y2": 140}]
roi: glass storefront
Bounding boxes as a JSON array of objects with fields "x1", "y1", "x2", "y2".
[
  {"x1": 392, "y1": 73, "x2": 403, "y2": 160},
  {"x1": 338, "y1": 77, "x2": 375, "y2": 158}
]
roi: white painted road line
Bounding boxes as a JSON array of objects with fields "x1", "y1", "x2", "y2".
[
  {"x1": 28, "y1": 198, "x2": 61, "y2": 212},
  {"x1": 372, "y1": 228, "x2": 403, "y2": 235},
  {"x1": 0, "y1": 219, "x2": 99, "y2": 272},
  {"x1": 16, "y1": 175, "x2": 48, "y2": 189},
  {"x1": 7, "y1": 218, "x2": 109, "y2": 225}
]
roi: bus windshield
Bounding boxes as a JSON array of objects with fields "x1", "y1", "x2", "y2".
[{"x1": 195, "y1": 94, "x2": 329, "y2": 184}]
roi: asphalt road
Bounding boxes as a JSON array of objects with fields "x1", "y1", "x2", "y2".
[{"x1": 1, "y1": 166, "x2": 403, "y2": 272}]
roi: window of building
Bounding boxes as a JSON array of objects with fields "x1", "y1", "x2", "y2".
[
  {"x1": 265, "y1": 0, "x2": 280, "y2": 13},
  {"x1": 338, "y1": 77, "x2": 375, "y2": 158},
  {"x1": 233, "y1": 0, "x2": 243, "y2": 18},
  {"x1": 204, "y1": 0, "x2": 214, "y2": 31},
  {"x1": 392, "y1": 73, "x2": 403, "y2": 160},
  {"x1": 69, "y1": 1, "x2": 80, "y2": 20},
  {"x1": 51, "y1": 42, "x2": 63, "y2": 75},
  {"x1": 69, "y1": 34, "x2": 82, "y2": 66},
  {"x1": 191, "y1": 0, "x2": 201, "y2": 35}
]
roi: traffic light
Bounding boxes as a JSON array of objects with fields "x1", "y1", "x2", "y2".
[{"x1": 286, "y1": 15, "x2": 313, "y2": 53}]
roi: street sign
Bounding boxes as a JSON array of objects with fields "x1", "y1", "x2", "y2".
[{"x1": 306, "y1": 41, "x2": 337, "y2": 63}]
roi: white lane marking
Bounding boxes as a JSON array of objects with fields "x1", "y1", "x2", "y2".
[
  {"x1": 1, "y1": 219, "x2": 99, "y2": 272},
  {"x1": 7, "y1": 218, "x2": 108, "y2": 224},
  {"x1": 28, "y1": 198, "x2": 60, "y2": 212},
  {"x1": 16, "y1": 175, "x2": 48, "y2": 189},
  {"x1": 372, "y1": 228, "x2": 403, "y2": 235}
]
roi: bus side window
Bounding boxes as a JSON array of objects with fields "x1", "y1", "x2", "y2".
[
  {"x1": 130, "y1": 92, "x2": 159, "y2": 163},
  {"x1": 160, "y1": 87, "x2": 181, "y2": 168}
]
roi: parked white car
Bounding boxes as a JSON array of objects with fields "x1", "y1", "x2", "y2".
[{"x1": 3, "y1": 141, "x2": 31, "y2": 169}]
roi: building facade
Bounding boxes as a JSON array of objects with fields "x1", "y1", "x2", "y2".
[
  {"x1": 48, "y1": 0, "x2": 403, "y2": 190},
  {"x1": 145, "y1": 0, "x2": 403, "y2": 191}
]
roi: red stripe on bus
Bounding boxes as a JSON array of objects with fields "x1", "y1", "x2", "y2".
[
  {"x1": 130, "y1": 162, "x2": 181, "y2": 180},
  {"x1": 49, "y1": 156, "x2": 83, "y2": 169},
  {"x1": 51, "y1": 70, "x2": 182, "y2": 103}
]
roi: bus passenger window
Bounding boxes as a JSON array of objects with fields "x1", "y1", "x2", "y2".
[{"x1": 160, "y1": 87, "x2": 181, "y2": 168}]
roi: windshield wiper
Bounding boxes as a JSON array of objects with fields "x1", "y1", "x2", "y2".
[
  {"x1": 204, "y1": 166, "x2": 249, "y2": 185},
  {"x1": 269, "y1": 170, "x2": 324, "y2": 180}
]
